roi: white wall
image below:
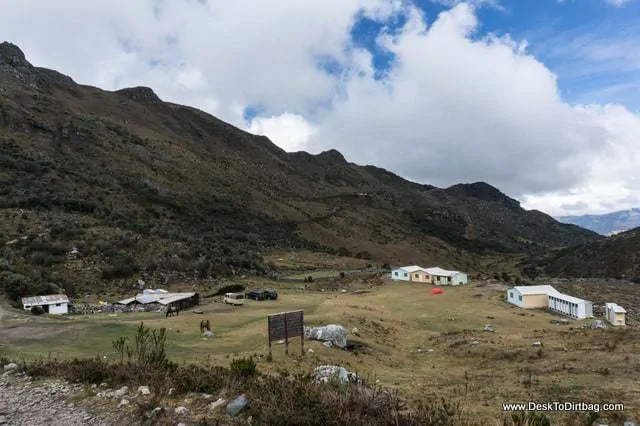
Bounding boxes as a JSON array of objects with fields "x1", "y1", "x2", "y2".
[
  {"x1": 452, "y1": 272, "x2": 468, "y2": 285},
  {"x1": 506, "y1": 288, "x2": 524, "y2": 308},
  {"x1": 548, "y1": 295, "x2": 592, "y2": 319},
  {"x1": 48, "y1": 302, "x2": 68, "y2": 315},
  {"x1": 391, "y1": 269, "x2": 410, "y2": 281}
]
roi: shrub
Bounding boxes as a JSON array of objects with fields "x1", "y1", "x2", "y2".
[
  {"x1": 230, "y1": 357, "x2": 257, "y2": 378},
  {"x1": 112, "y1": 322, "x2": 170, "y2": 368},
  {"x1": 505, "y1": 411, "x2": 551, "y2": 426}
]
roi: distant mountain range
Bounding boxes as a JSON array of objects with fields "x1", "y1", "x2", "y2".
[{"x1": 556, "y1": 208, "x2": 640, "y2": 236}]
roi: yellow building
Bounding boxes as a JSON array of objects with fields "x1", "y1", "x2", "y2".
[
  {"x1": 506, "y1": 285, "x2": 560, "y2": 309},
  {"x1": 605, "y1": 303, "x2": 626, "y2": 326}
]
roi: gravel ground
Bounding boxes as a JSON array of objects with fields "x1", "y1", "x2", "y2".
[{"x1": 0, "y1": 370, "x2": 112, "y2": 426}]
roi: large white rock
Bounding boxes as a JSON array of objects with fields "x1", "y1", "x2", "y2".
[{"x1": 305, "y1": 325, "x2": 348, "y2": 348}]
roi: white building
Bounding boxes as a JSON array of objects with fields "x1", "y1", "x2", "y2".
[
  {"x1": 424, "y1": 267, "x2": 468, "y2": 285},
  {"x1": 391, "y1": 266, "x2": 423, "y2": 281},
  {"x1": 506, "y1": 285, "x2": 561, "y2": 309},
  {"x1": 605, "y1": 303, "x2": 626, "y2": 326},
  {"x1": 548, "y1": 293, "x2": 593, "y2": 319},
  {"x1": 21, "y1": 294, "x2": 69, "y2": 315}
]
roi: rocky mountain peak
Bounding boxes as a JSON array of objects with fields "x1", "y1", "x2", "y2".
[
  {"x1": 115, "y1": 86, "x2": 161, "y2": 103},
  {"x1": 446, "y1": 181, "x2": 521, "y2": 208},
  {"x1": 316, "y1": 149, "x2": 347, "y2": 164},
  {"x1": 0, "y1": 42, "x2": 30, "y2": 68}
]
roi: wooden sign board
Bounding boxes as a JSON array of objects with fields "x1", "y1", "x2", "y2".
[{"x1": 268, "y1": 310, "x2": 304, "y2": 356}]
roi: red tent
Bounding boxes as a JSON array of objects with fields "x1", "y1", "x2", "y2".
[{"x1": 431, "y1": 287, "x2": 444, "y2": 295}]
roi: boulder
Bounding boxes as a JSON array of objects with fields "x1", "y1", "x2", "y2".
[
  {"x1": 305, "y1": 325, "x2": 348, "y2": 348},
  {"x1": 314, "y1": 365, "x2": 361, "y2": 385}
]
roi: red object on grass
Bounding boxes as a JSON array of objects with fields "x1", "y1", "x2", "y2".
[{"x1": 431, "y1": 287, "x2": 444, "y2": 295}]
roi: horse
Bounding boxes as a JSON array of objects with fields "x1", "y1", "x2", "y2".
[
  {"x1": 166, "y1": 305, "x2": 180, "y2": 317},
  {"x1": 200, "y1": 319, "x2": 211, "y2": 334}
]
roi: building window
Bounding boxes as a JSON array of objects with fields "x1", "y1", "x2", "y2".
[
  {"x1": 394, "y1": 272, "x2": 398, "y2": 276},
  {"x1": 518, "y1": 295, "x2": 522, "y2": 302},
  {"x1": 509, "y1": 292, "x2": 513, "y2": 298},
  {"x1": 56, "y1": 303, "x2": 61, "y2": 306},
  {"x1": 404, "y1": 273, "x2": 408, "y2": 277}
]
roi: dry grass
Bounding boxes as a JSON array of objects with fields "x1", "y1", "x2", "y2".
[{"x1": 2, "y1": 280, "x2": 639, "y2": 424}]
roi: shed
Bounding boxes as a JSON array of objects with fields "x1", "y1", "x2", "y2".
[
  {"x1": 506, "y1": 285, "x2": 560, "y2": 309},
  {"x1": 424, "y1": 267, "x2": 468, "y2": 285},
  {"x1": 605, "y1": 303, "x2": 626, "y2": 326},
  {"x1": 391, "y1": 266, "x2": 423, "y2": 282},
  {"x1": 548, "y1": 293, "x2": 593, "y2": 319},
  {"x1": 21, "y1": 294, "x2": 69, "y2": 315},
  {"x1": 115, "y1": 292, "x2": 199, "y2": 310}
]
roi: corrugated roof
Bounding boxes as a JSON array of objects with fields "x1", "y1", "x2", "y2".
[
  {"x1": 424, "y1": 267, "x2": 461, "y2": 277},
  {"x1": 116, "y1": 292, "x2": 196, "y2": 305},
  {"x1": 115, "y1": 297, "x2": 137, "y2": 305},
  {"x1": 157, "y1": 293, "x2": 196, "y2": 305},
  {"x1": 21, "y1": 294, "x2": 69, "y2": 306},
  {"x1": 397, "y1": 265, "x2": 425, "y2": 273},
  {"x1": 606, "y1": 303, "x2": 626, "y2": 313},
  {"x1": 548, "y1": 293, "x2": 591, "y2": 305},
  {"x1": 512, "y1": 285, "x2": 561, "y2": 296}
]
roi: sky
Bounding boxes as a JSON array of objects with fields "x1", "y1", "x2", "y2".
[{"x1": 1, "y1": 0, "x2": 640, "y2": 217}]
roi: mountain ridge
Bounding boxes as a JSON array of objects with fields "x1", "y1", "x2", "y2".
[
  {"x1": 0, "y1": 41, "x2": 600, "y2": 299},
  {"x1": 557, "y1": 208, "x2": 640, "y2": 236}
]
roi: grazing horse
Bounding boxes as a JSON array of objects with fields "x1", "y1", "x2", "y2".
[
  {"x1": 166, "y1": 305, "x2": 180, "y2": 317},
  {"x1": 200, "y1": 319, "x2": 211, "y2": 334}
]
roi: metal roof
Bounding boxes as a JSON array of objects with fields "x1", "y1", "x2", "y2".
[
  {"x1": 157, "y1": 293, "x2": 196, "y2": 305},
  {"x1": 21, "y1": 294, "x2": 69, "y2": 306},
  {"x1": 548, "y1": 292, "x2": 591, "y2": 305},
  {"x1": 424, "y1": 267, "x2": 462, "y2": 277},
  {"x1": 116, "y1": 292, "x2": 196, "y2": 305},
  {"x1": 396, "y1": 265, "x2": 425, "y2": 273},
  {"x1": 512, "y1": 285, "x2": 561, "y2": 296},
  {"x1": 606, "y1": 303, "x2": 626, "y2": 313}
]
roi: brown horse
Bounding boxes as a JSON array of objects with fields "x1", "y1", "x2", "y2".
[
  {"x1": 166, "y1": 305, "x2": 180, "y2": 317},
  {"x1": 200, "y1": 319, "x2": 211, "y2": 334}
]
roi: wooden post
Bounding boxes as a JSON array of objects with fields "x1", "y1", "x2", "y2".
[
  {"x1": 284, "y1": 312, "x2": 289, "y2": 355},
  {"x1": 268, "y1": 315, "x2": 272, "y2": 358},
  {"x1": 301, "y1": 311, "x2": 305, "y2": 356}
]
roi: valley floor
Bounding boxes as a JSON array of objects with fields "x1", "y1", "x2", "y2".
[{"x1": 1, "y1": 279, "x2": 639, "y2": 424}]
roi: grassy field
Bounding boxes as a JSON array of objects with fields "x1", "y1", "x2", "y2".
[{"x1": 2, "y1": 280, "x2": 639, "y2": 423}]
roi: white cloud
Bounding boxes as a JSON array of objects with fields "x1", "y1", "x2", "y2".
[
  {"x1": 1, "y1": 0, "x2": 640, "y2": 216},
  {"x1": 248, "y1": 113, "x2": 317, "y2": 152}
]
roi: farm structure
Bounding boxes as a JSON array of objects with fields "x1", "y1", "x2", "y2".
[
  {"x1": 391, "y1": 265, "x2": 468, "y2": 285},
  {"x1": 116, "y1": 291, "x2": 199, "y2": 311},
  {"x1": 605, "y1": 303, "x2": 626, "y2": 326},
  {"x1": 548, "y1": 293, "x2": 593, "y2": 320},
  {"x1": 423, "y1": 267, "x2": 468, "y2": 285},
  {"x1": 21, "y1": 294, "x2": 69, "y2": 315},
  {"x1": 506, "y1": 285, "x2": 593, "y2": 320},
  {"x1": 506, "y1": 285, "x2": 561, "y2": 309}
]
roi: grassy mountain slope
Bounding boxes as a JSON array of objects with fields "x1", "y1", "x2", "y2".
[
  {"x1": 0, "y1": 42, "x2": 600, "y2": 298},
  {"x1": 521, "y1": 227, "x2": 640, "y2": 280}
]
